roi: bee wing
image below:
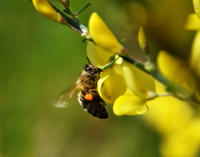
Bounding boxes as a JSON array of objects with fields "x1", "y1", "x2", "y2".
[{"x1": 54, "y1": 84, "x2": 81, "y2": 108}]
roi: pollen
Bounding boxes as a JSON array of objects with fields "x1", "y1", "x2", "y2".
[{"x1": 84, "y1": 93, "x2": 94, "y2": 101}]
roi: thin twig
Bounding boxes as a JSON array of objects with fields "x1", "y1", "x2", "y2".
[{"x1": 74, "y1": 3, "x2": 91, "y2": 16}]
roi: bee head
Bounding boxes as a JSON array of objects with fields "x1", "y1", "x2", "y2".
[{"x1": 85, "y1": 64, "x2": 102, "y2": 74}]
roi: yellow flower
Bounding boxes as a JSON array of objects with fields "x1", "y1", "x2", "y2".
[
  {"x1": 191, "y1": 31, "x2": 200, "y2": 78},
  {"x1": 87, "y1": 13, "x2": 155, "y2": 116},
  {"x1": 160, "y1": 119, "x2": 200, "y2": 157},
  {"x1": 87, "y1": 12, "x2": 126, "y2": 68},
  {"x1": 113, "y1": 88, "x2": 148, "y2": 116},
  {"x1": 185, "y1": 0, "x2": 200, "y2": 78},
  {"x1": 145, "y1": 81, "x2": 200, "y2": 157},
  {"x1": 88, "y1": 12, "x2": 125, "y2": 54},
  {"x1": 32, "y1": 0, "x2": 63, "y2": 23},
  {"x1": 184, "y1": 1, "x2": 200, "y2": 100},
  {"x1": 146, "y1": 10, "x2": 200, "y2": 153},
  {"x1": 157, "y1": 50, "x2": 198, "y2": 95},
  {"x1": 86, "y1": 42, "x2": 115, "y2": 69},
  {"x1": 97, "y1": 57, "x2": 155, "y2": 116},
  {"x1": 193, "y1": 0, "x2": 200, "y2": 19},
  {"x1": 145, "y1": 81, "x2": 194, "y2": 134},
  {"x1": 138, "y1": 26, "x2": 148, "y2": 53},
  {"x1": 122, "y1": 61, "x2": 155, "y2": 98},
  {"x1": 185, "y1": 13, "x2": 200, "y2": 30},
  {"x1": 185, "y1": 0, "x2": 200, "y2": 30},
  {"x1": 97, "y1": 58, "x2": 127, "y2": 104}
]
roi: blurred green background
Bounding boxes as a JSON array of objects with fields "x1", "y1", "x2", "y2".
[{"x1": 0, "y1": 0, "x2": 194, "y2": 157}]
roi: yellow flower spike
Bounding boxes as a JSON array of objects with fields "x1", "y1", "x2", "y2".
[
  {"x1": 146, "y1": 80, "x2": 200, "y2": 156},
  {"x1": 113, "y1": 89, "x2": 148, "y2": 116},
  {"x1": 86, "y1": 41, "x2": 115, "y2": 68},
  {"x1": 185, "y1": 14, "x2": 200, "y2": 30},
  {"x1": 190, "y1": 31, "x2": 200, "y2": 78},
  {"x1": 138, "y1": 26, "x2": 147, "y2": 52},
  {"x1": 122, "y1": 61, "x2": 155, "y2": 98},
  {"x1": 193, "y1": 0, "x2": 200, "y2": 19},
  {"x1": 157, "y1": 51, "x2": 197, "y2": 94},
  {"x1": 97, "y1": 65, "x2": 127, "y2": 104},
  {"x1": 32, "y1": 0, "x2": 63, "y2": 23},
  {"x1": 88, "y1": 12, "x2": 125, "y2": 53}
]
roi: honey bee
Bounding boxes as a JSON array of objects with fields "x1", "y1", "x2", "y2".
[{"x1": 55, "y1": 64, "x2": 108, "y2": 119}]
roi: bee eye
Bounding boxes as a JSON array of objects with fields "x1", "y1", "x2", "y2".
[
  {"x1": 86, "y1": 67, "x2": 91, "y2": 71},
  {"x1": 85, "y1": 66, "x2": 93, "y2": 73}
]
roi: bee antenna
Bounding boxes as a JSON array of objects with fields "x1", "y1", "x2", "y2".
[{"x1": 86, "y1": 57, "x2": 91, "y2": 64}]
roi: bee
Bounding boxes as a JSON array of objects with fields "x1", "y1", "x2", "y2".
[{"x1": 55, "y1": 64, "x2": 108, "y2": 119}]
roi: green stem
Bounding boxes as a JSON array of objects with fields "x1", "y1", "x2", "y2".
[
  {"x1": 52, "y1": 1, "x2": 91, "y2": 38},
  {"x1": 120, "y1": 55, "x2": 171, "y2": 87},
  {"x1": 102, "y1": 57, "x2": 118, "y2": 70},
  {"x1": 119, "y1": 55, "x2": 200, "y2": 107}
]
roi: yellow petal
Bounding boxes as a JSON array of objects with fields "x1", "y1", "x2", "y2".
[
  {"x1": 138, "y1": 26, "x2": 147, "y2": 52},
  {"x1": 113, "y1": 91, "x2": 147, "y2": 116},
  {"x1": 32, "y1": 0, "x2": 63, "y2": 23},
  {"x1": 88, "y1": 12, "x2": 124, "y2": 53},
  {"x1": 122, "y1": 61, "x2": 155, "y2": 98},
  {"x1": 193, "y1": 0, "x2": 200, "y2": 19},
  {"x1": 185, "y1": 14, "x2": 200, "y2": 30},
  {"x1": 154, "y1": 80, "x2": 168, "y2": 94},
  {"x1": 97, "y1": 65, "x2": 126, "y2": 104},
  {"x1": 145, "y1": 96, "x2": 194, "y2": 134},
  {"x1": 161, "y1": 119, "x2": 200, "y2": 157},
  {"x1": 190, "y1": 32, "x2": 200, "y2": 100},
  {"x1": 86, "y1": 41, "x2": 115, "y2": 68},
  {"x1": 190, "y1": 31, "x2": 200, "y2": 78},
  {"x1": 157, "y1": 51, "x2": 197, "y2": 93}
]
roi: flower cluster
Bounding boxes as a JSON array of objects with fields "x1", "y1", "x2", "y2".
[
  {"x1": 144, "y1": 0, "x2": 200, "y2": 156},
  {"x1": 32, "y1": 0, "x2": 200, "y2": 156},
  {"x1": 87, "y1": 13, "x2": 155, "y2": 116},
  {"x1": 32, "y1": 0, "x2": 200, "y2": 116},
  {"x1": 32, "y1": 0, "x2": 157, "y2": 116}
]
